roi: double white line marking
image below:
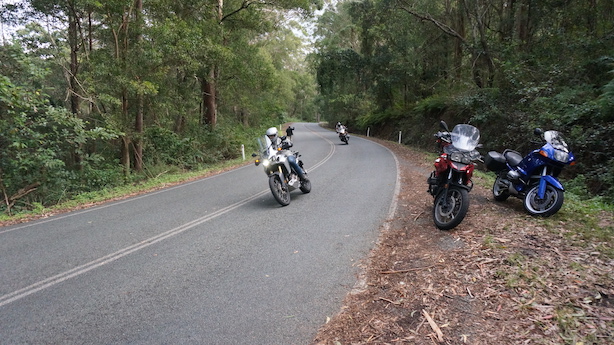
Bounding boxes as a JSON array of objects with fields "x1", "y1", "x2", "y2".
[{"x1": 0, "y1": 190, "x2": 269, "y2": 308}]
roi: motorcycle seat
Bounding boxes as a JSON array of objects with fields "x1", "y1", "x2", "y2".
[{"x1": 503, "y1": 149, "x2": 523, "y2": 167}]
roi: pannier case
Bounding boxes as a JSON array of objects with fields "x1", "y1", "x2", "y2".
[{"x1": 485, "y1": 151, "x2": 507, "y2": 171}]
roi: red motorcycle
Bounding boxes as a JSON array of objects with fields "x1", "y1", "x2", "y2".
[{"x1": 427, "y1": 121, "x2": 481, "y2": 230}]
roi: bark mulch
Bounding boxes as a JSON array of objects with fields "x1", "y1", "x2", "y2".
[{"x1": 312, "y1": 138, "x2": 613, "y2": 345}]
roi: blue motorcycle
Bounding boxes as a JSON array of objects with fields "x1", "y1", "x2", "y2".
[{"x1": 485, "y1": 128, "x2": 576, "y2": 216}]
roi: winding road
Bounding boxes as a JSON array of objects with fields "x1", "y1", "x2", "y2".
[{"x1": 0, "y1": 123, "x2": 398, "y2": 345}]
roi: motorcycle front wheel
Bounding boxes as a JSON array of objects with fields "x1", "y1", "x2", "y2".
[
  {"x1": 269, "y1": 175, "x2": 291, "y2": 206},
  {"x1": 433, "y1": 187, "x2": 469, "y2": 230},
  {"x1": 523, "y1": 183, "x2": 564, "y2": 216},
  {"x1": 492, "y1": 176, "x2": 511, "y2": 201},
  {"x1": 299, "y1": 178, "x2": 311, "y2": 193}
]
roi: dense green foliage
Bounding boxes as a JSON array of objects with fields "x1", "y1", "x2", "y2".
[
  {"x1": 2, "y1": 0, "x2": 613, "y2": 215},
  {"x1": 312, "y1": 0, "x2": 614, "y2": 201},
  {"x1": 0, "y1": 0, "x2": 320, "y2": 214},
  {"x1": 0, "y1": 73, "x2": 120, "y2": 213}
]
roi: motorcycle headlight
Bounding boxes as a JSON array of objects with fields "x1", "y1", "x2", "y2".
[
  {"x1": 450, "y1": 152, "x2": 471, "y2": 164},
  {"x1": 262, "y1": 159, "x2": 271, "y2": 167},
  {"x1": 553, "y1": 150, "x2": 569, "y2": 163},
  {"x1": 469, "y1": 150, "x2": 481, "y2": 161}
]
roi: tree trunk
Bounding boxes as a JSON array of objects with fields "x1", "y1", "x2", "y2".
[
  {"x1": 199, "y1": 0, "x2": 225, "y2": 128},
  {"x1": 67, "y1": 3, "x2": 83, "y2": 169},
  {"x1": 587, "y1": 0, "x2": 596, "y2": 35},
  {"x1": 134, "y1": 91, "x2": 143, "y2": 172},
  {"x1": 174, "y1": 115, "x2": 186, "y2": 133},
  {"x1": 121, "y1": 135, "x2": 131, "y2": 177},
  {"x1": 68, "y1": 7, "x2": 80, "y2": 116},
  {"x1": 133, "y1": 0, "x2": 144, "y2": 172},
  {"x1": 453, "y1": 0, "x2": 464, "y2": 79},
  {"x1": 201, "y1": 68, "x2": 217, "y2": 127},
  {"x1": 499, "y1": 0, "x2": 516, "y2": 41},
  {"x1": 517, "y1": 0, "x2": 531, "y2": 47}
]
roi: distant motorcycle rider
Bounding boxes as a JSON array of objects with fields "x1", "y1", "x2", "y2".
[
  {"x1": 266, "y1": 127, "x2": 308, "y2": 181},
  {"x1": 335, "y1": 122, "x2": 344, "y2": 132}
]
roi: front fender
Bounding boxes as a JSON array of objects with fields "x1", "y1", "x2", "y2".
[
  {"x1": 538, "y1": 175, "x2": 564, "y2": 198},
  {"x1": 451, "y1": 181, "x2": 473, "y2": 192}
]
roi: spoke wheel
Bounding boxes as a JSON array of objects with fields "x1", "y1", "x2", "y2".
[{"x1": 269, "y1": 175, "x2": 290, "y2": 206}]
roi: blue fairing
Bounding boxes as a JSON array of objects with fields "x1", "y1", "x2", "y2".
[{"x1": 538, "y1": 175, "x2": 564, "y2": 198}]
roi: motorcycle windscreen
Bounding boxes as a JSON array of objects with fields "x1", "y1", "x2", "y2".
[
  {"x1": 451, "y1": 124, "x2": 480, "y2": 151},
  {"x1": 543, "y1": 131, "x2": 569, "y2": 152},
  {"x1": 258, "y1": 136, "x2": 277, "y2": 159}
]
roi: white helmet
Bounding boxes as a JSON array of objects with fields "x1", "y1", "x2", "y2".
[{"x1": 266, "y1": 127, "x2": 278, "y2": 141}]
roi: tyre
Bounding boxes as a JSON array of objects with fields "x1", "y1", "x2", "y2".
[
  {"x1": 492, "y1": 176, "x2": 511, "y2": 201},
  {"x1": 433, "y1": 187, "x2": 469, "y2": 230},
  {"x1": 269, "y1": 175, "x2": 290, "y2": 206},
  {"x1": 523, "y1": 183, "x2": 564, "y2": 216},
  {"x1": 299, "y1": 177, "x2": 311, "y2": 193}
]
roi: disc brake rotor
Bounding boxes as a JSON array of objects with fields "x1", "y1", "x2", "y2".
[{"x1": 438, "y1": 196, "x2": 457, "y2": 217}]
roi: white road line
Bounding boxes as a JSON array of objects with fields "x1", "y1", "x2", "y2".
[{"x1": 0, "y1": 190, "x2": 268, "y2": 308}]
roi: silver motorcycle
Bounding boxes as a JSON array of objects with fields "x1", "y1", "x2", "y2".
[
  {"x1": 253, "y1": 135, "x2": 311, "y2": 206},
  {"x1": 338, "y1": 127, "x2": 349, "y2": 144}
]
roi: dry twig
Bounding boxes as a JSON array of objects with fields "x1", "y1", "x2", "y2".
[{"x1": 422, "y1": 310, "x2": 444, "y2": 342}]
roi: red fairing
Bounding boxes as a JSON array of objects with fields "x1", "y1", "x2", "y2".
[
  {"x1": 451, "y1": 162, "x2": 474, "y2": 182},
  {"x1": 434, "y1": 154, "x2": 449, "y2": 175},
  {"x1": 465, "y1": 164, "x2": 474, "y2": 179}
]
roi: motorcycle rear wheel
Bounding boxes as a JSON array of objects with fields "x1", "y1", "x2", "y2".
[
  {"x1": 492, "y1": 176, "x2": 511, "y2": 201},
  {"x1": 523, "y1": 183, "x2": 564, "y2": 216},
  {"x1": 269, "y1": 175, "x2": 291, "y2": 206},
  {"x1": 433, "y1": 187, "x2": 469, "y2": 230}
]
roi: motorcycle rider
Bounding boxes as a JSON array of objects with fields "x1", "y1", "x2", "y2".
[
  {"x1": 336, "y1": 122, "x2": 348, "y2": 134},
  {"x1": 265, "y1": 127, "x2": 308, "y2": 181},
  {"x1": 335, "y1": 122, "x2": 344, "y2": 132}
]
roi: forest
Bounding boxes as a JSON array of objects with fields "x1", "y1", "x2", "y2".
[
  {"x1": 313, "y1": 0, "x2": 614, "y2": 202},
  {"x1": 1, "y1": 0, "x2": 613, "y2": 216}
]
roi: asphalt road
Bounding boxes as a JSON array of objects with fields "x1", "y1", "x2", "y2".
[{"x1": 0, "y1": 123, "x2": 398, "y2": 345}]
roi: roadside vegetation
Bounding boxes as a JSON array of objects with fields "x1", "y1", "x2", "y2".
[
  {"x1": 313, "y1": 0, "x2": 614, "y2": 204},
  {"x1": 2, "y1": 0, "x2": 613, "y2": 219},
  {"x1": 475, "y1": 171, "x2": 614, "y2": 258},
  {"x1": 1, "y1": 0, "x2": 321, "y2": 216}
]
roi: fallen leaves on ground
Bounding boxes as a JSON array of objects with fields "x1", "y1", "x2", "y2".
[{"x1": 313, "y1": 139, "x2": 614, "y2": 345}]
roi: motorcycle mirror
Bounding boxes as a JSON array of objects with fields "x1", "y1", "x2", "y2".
[
  {"x1": 534, "y1": 128, "x2": 543, "y2": 136},
  {"x1": 251, "y1": 153, "x2": 258, "y2": 157},
  {"x1": 439, "y1": 121, "x2": 449, "y2": 131}
]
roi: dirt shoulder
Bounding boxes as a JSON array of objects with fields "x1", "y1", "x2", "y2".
[{"x1": 312, "y1": 138, "x2": 614, "y2": 345}]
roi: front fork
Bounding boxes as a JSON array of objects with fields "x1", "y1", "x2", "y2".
[
  {"x1": 268, "y1": 166, "x2": 287, "y2": 187},
  {"x1": 537, "y1": 166, "x2": 564, "y2": 198},
  {"x1": 438, "y1": 169, "x2": 454, "y2": 208},
  {"x1": 439, "y1": 168, "x2": 474, "y2": 207}
]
